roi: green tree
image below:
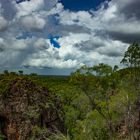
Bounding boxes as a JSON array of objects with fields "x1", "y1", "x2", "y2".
[
  {"x1": 3, "y1": 70, "x2": 9, "y2": 75},
  {"x1": 70, "y1": 64, "x2": 121, "y2": 139},
  {"x1": 18, "y1": 70, "x2": 23, "y2": 75},
  {"x1": 121, "y1": 42, "x2": 140, "y2": 139},
  {"x1": 121, "y1": 42, "x2": 140, "y2": 68},
  {"x1": 92, "y1": 63, "x2": 113, "y2": 76}
]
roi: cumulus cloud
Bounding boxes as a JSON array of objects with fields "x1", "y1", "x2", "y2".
[
  {"x1": 23, "y1": 40, "x2": 84, "y2": 69},
  {"x1": 99, "y1": 0, "x2": 140, "y2": 43},
  {"x1": 0, "y1": 0, "x2": 139, "y2": 74},
  {"x1": 14, "y1": 0, "x2": 44, "y2": 17},
  {"x1": 59, "y1": 0, "x2": 140, "y2": 43}
]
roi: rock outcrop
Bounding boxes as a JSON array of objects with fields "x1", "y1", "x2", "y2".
[{"x1": 0, "y1": 76, "x2": 62, "y2": 140}]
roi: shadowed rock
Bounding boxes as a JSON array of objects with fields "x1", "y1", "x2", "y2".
[{"x1": 0, "y1": 76, "x2": 63, "y2": 140}]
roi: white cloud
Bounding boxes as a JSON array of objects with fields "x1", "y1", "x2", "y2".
[
  {"x1": 58, "y1": 0, "x2": 140, "y2": 39},
  {"x1": 14, "y1": 0, "x2": 44, "y2": 17},
  {"x1": 23, "y1": 45, "x2": 84, "y2": 69},
  {"x1": 24, "y1": 57, "x2": 83, "y2": 69},
  {"x1": 58, "y1": 33, "x2": 90, "y2": 46},
  {"x1": 46, "y1": 3, "x2": 64, "y2": 16},
  {"x1": 59, "y1": 10, "x2": 94, "y2": 30},
  {"x1": 0, "y1": 0, "x2": 140, "y2": 73}
]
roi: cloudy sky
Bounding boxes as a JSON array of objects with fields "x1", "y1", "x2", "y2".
[{"x1": 0, "y1": 0, "x2": 139, "y2": 75}]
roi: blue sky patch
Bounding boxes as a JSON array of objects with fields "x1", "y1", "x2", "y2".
[
  {"x1": 49, "y1": 36, "x2": 61, "y2": 49},
  {"x1": 60, "y1": 0, "x2": 107, "y2": 11}
]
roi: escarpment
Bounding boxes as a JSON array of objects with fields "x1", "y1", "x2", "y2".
[{"x1": 0, "y1": 76, "x2": 63, "y2": 140}]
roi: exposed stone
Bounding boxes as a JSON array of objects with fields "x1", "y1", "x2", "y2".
[{"x1": 0, "y1": 77, "x2": 62, "y2": 140}]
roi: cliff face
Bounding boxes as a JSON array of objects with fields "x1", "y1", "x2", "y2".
[{"x1": 0, "y1": 77, "x2": 62, "y2": 140}]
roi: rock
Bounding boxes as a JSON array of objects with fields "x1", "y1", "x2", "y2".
[{"x1": 0, "y1": 77, "x2": 63, "y2": 140}]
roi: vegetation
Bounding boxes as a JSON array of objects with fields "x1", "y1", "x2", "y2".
[{"x1": 0, "y1": 43, "x2": 140, "y2": 139}]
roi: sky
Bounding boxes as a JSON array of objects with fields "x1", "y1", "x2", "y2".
[{"x1": 0, "y1": 0, "x2": 140, "y2": 75}]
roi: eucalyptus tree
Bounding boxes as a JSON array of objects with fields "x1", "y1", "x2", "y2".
[
  {"x1": 70, "y1": 64, "x2": 121, "y2": 139},
  {"x1": 121, "y1": 42, "x2": 140, "y2": 140},
  {"x1": 121, "y1": 42, "x2": 140, "y2": 68}
]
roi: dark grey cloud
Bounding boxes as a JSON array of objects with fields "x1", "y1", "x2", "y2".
[
  {"x1": 102, "y1": 0, "x2": 140, "y2": 43},
  {"x1": 0, "y1": 0, "x2": 16, "y2": 20},
  {"x1": 107, "y1": 31, "x2": 140, "y2": 44},
  {"x1": 115, "y1": 0, "x2": 140, "y2": 19}
]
